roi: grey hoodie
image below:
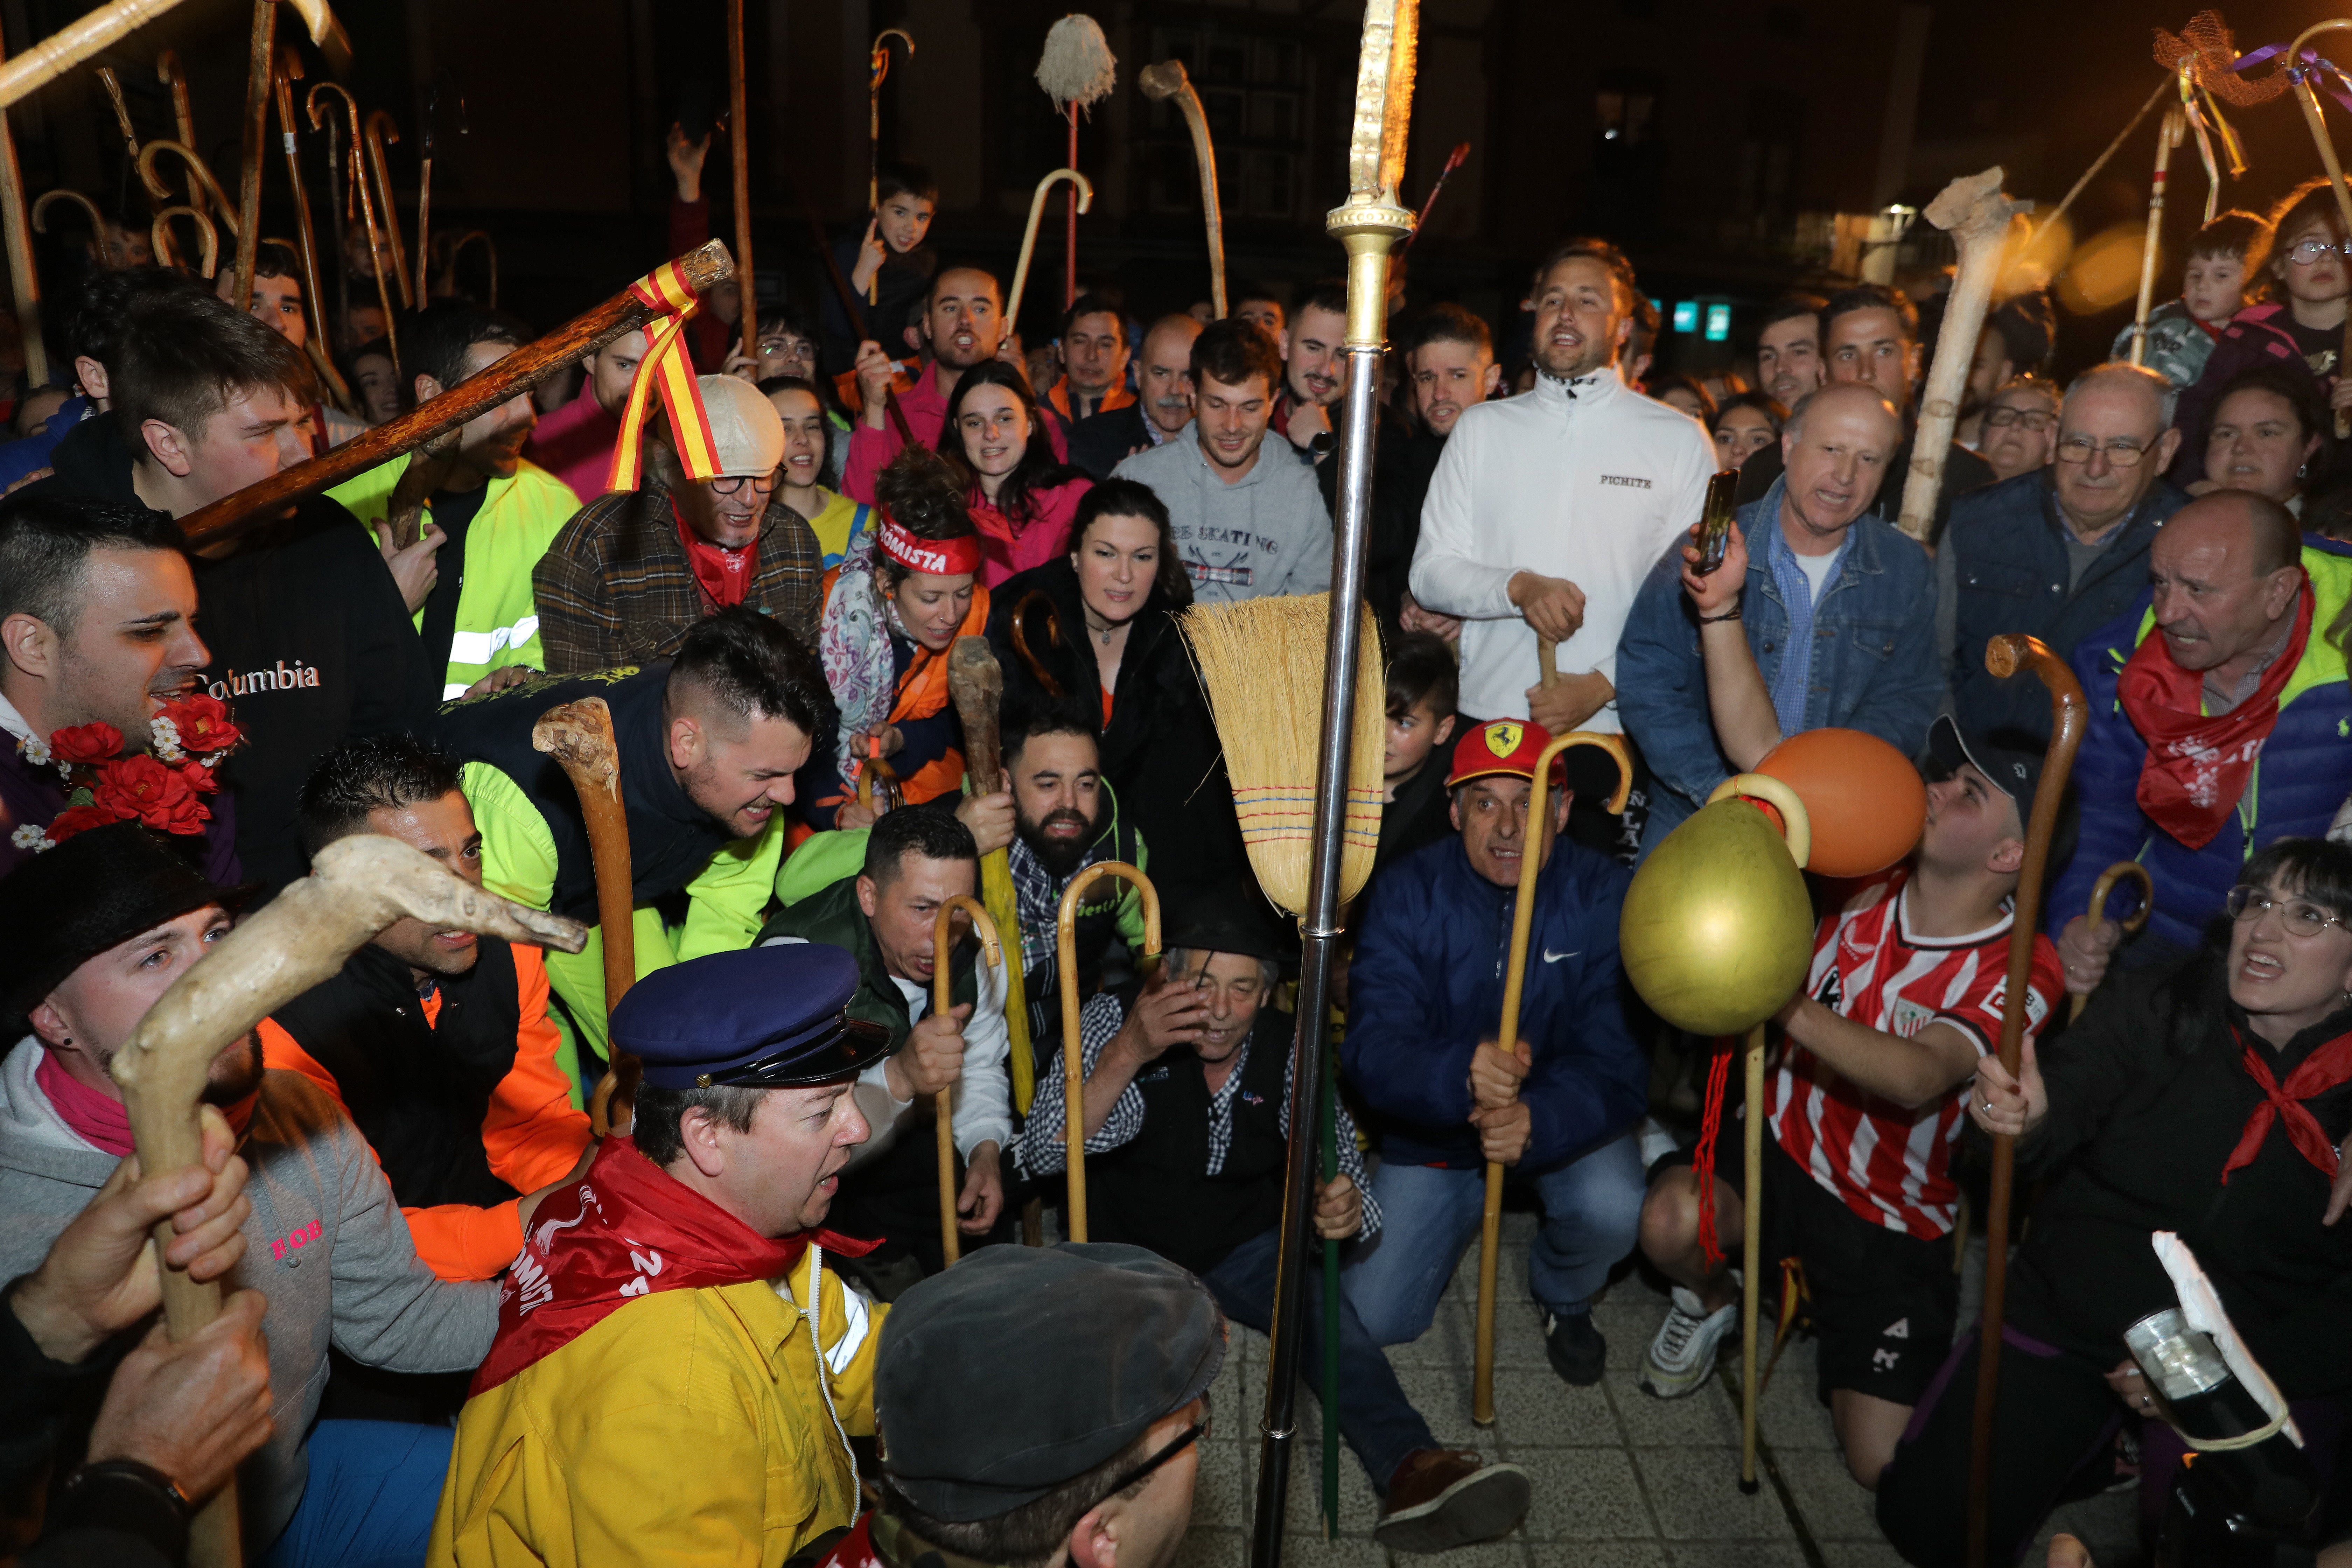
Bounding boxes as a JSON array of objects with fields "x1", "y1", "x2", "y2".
[
  {"x1": 0, "y1": 1043, "x2": 498, "y2": 1553},
  {"x1": 1113, "y1": 425, "x2": 1334, "y2": 604}
]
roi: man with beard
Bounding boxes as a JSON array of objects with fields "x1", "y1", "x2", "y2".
[
  {"x1": 1409, "y1": 239, "x2": 1713, "y2": 852},
  {"x1": 0, "y1": 493, "x2": 240, "y2": 880},
  {"x1": 1384, "y1": 304, "x2": 1500, "y2": 635},
  {"x1": 1755, "y1": 295, "x2": 1827, "y2": 413},
  {"x1": 433, "y1": 606, "x2": 835, "y2": 1100},
  {"x1": 0, "y1": 824, "x2": 498, "y2": 1566},
  {"x1": 268, "y1": 734, "x2": 594, "y2": 1282},
  {"x1": 330, "y1": 304, "x2": 579, "y2": 701},
  {"x1": 1069, "y1": 314, "x2": 1202, "y2": 478},
  {"x1": 1274, "y1": 280, "x2": 1351, "y2": 462},
  {"x1": 846, "y1": 266, "x2": 1066, "y2": 499}
]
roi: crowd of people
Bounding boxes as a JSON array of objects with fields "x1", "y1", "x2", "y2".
[{"x1": 2, "y1": 119, "x2": 2351, "y2": 1568}]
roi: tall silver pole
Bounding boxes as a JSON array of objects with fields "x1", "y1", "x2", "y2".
[{"x1": 1247, "y1": 6, "x2": 1418, "y2": 1563}]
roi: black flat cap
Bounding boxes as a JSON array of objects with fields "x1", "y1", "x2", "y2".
[
  {"x1": 0, "y1": 822, "x2": 255, "y2": 1021},
  {"x1": 876, "y1": 1243, "x2": 1226, "y2": 1521}
]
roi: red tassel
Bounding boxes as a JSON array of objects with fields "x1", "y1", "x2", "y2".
[{"x1": 1693, "y1": 1038, "x2": 1734, "y2": 1271}]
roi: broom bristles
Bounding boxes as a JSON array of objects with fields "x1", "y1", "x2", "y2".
[
  {"x1": 1036, "y1": 14, "x2": 1118, "y2": 113},
  {"x1": 1182, "y1": 595, "x2": 1387, "y2": 917}
]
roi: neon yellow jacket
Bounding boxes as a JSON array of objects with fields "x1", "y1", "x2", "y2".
[
  {"x1": 332, "y1": 455, "x2": 581, "y2": 699},
  {"x1": 429, "y1": 1247, "x2": 881, "y2": 1568}
]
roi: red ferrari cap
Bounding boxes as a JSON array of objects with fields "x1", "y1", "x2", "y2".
[{"x1": 1446, "y1": 719, "x2": 1560, "y2": 788}]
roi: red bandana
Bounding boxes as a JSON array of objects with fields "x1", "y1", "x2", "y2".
[
  {"x1": 36, "y1": 1048, "x2": 254, "y2": 1157},
  {"x1": 2223, "y1": 1024, "x2": 2352, "y2": 1184},
  {"x1": 2116, "y1": 577, "x2": 2311, "y2": 850},
  {"x1": 673, "y1": 498, "x2": 756, "y2": 609},
  {"x1": 876, "y1": 513, "x2": 983, "y2": 578},
  {"x1": 470, "y1": 1135, "x2": 876, "y2": 1395}
]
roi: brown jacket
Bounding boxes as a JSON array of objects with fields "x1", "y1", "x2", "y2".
[{"x1": 532, "y1": 475, "x2": 823, "y2": 672}]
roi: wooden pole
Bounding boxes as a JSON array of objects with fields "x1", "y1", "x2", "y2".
[
  {"x1": 789, "y1": 173, "x2": 915, "y2": 446},
  {"x1": 229, "y1": 0, "x2": 272, "y2": 313},
  {"x1": 1137, "y1": 61, "x2": 1225, "y2": 318},
  {"x1": 1008, "y1": 169, "x2": 1092, "y2": 340},
  {"x1": 2129, "y1": 111, "x2": 2185, "y2": 367},
  {"x1": 1963, "y1": 635, "x2": 2087, "y2": 1568},
  {"x1": 1055, "y1": 860, "x2": 1159, "y2": 1241},
  {"x1": 726, "y1": 0, "x2": 754, "y2": 359},
  {"x1": 174, "y1": 238, "x2": 734, "y2": 548},
  {"x1": 0, "y1": 0, "x2": 201, "y2": 113},
  {"x1": 1064, "y1": 107, "x2": 1079, "y2": 309},
  {"x1": 930, "y1": 895, "x2": 1002, "y2": 1266},
  {"x1": 1739, "y1": 1023, "x2": 1765, "y2": 1491},
  {"x1": 1894, "y1": 169, "x2": 2026, "y2": 544},
  {"x1": 864, "y1": 30, "x2": 911, "y2": 308},
  {"x1": 271, "y1": 49, "x2": 351, "y2": 412},
  {"x1": 0, "y1": 33, "x2": 45, "y2": 387},
  {"x1": 532, "y1": 699, "x2": 641, "y2": 1139},
  {"x1": 309, "y1": 84, "x2": 400, "y2": 373},
  {"x1": 363, "y1": 111, "x2": 411, "y2": 311},
  {"x1": 1470, "y1": 731, "x2": 1632, "y2": 1426},
  {"x1": 2069, "y1": 863, "x2": 2151, "y2": 1023}
]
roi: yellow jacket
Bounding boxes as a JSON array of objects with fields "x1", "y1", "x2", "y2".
[{"x1": 429, "y1": 1247, "x2": 882, "y2": 1568}]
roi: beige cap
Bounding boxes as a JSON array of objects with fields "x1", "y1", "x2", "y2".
[{"x1": 697, "y1": 374, "x2": 786, "y2": 477}]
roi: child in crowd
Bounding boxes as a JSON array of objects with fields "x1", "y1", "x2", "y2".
[
  {"x1": 2110, "y1": 208, "x2": 2265, "y2": 389},
  {"x1": 824, "y1": 161, "x2": 941, "y2": 368},
  {"x1": 1375, "y1": 632, "x2": 1461, "y2": 874}
]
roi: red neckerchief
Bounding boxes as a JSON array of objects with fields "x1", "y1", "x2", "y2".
[
  {"x1": 672, "y1": 497, "x2": 757, "y2": 609},
  {"x1": 37, "y1": 1048, "x2": 253, "y2": 1156},
  {"x1": 469, "y1": 1135, "x2": 875, "y2": 1395},
  {"x1": 2116, "y1": 576, "x2": 2311, "y2": 849},
  {"x1": 2224, "y1": 1023, "x2": 2352, "y2": 1184}
]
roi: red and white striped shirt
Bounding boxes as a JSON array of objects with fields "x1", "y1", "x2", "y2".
[{"x1": 1769, "y1": 868, "x2": 2062, "y2": 1240}]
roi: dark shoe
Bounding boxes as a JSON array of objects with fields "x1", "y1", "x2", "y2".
[
  {"x1": 1544, "y1": 1308, "x2": 1606, "y2": 1386},
  {"x1": 1373, "y1": 1449, "x2": 1531, "y2": 1554}
]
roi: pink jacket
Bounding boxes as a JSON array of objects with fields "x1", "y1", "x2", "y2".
[
  {"x1": 523, "y1": 391, "x2": 623, "y2": 505},
  {"x1": 844, "y1": 367, "x2": 1070, "y2": 505},
  {"x1": 971, "y1": 477, "x2": 1092, "y2": 588}
]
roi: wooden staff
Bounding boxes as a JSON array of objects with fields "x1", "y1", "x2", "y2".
[
  {"x1": 137, "y1": 141, "x2": 239, "y2": 242},
  {"x1": 2283, "y1": 21, "x2": 2352, "y2": 437},
  {"x1": 2070, "y1": 863, "x2": 2151, "y2": 1023},
  {"x1": 1007, "y1": 169, "x2": 1092, "y2": 340},
  {"x1": 1009, "y1": 589, "x2": 1065, "y2": 699},
  {"x1": 1895, "y1": 169, "x2": 2027, "y2": 544},
  {"x1": 1056, "y1": 860, "x2": 1160, "y2": 1241},
  {"x1": 109, "y1": 833, "x2": 584, "y2": 1568},
  {"x1": 1471, "y1": 730, "x2": 1633, "y2": 1426},
  {"x1": 0, "y1": 0, "x2": 200, "y2": 113},
  {"x1": 271, "y1": 48, "x2": 353, "y2": 412},
  {"x1": 947, "y1": 635, "x2": 1036, "y2": 1114},
  {"x1": 174, "y1": 238, "x2": 733, "y2": 547},
  {"x1": 363, "y1": 111, "x2": 412, "y2": 310},
  {"x1": 866, "y1": 28, "x2": 913, "y2": 308},
  {"x1": 310, "y1": 83, "x2": 400, "y2": 373},
  {"x1": 0, "y1": 33, "x2": 45, "y2": 387},
  {"x1": 151, "y1": 204, "x2": 216, "y2": 277},
  {"x1": 33, "y1": 189, "x2": 107, "y2": 266},
  {"x1": 725, "y1": 0, "x2": 755, "y2": 357},
  {"x1": 229, "y1": 0, "x2": 273, "y2": 312},
  {"x1": 1139, "y1": 60, "x2": 1225, "y2": 318},
  {"x1": 855, "y1": 755, "x2": 904, "y2": 818},
  {"x1": 930, "y1": 894, "x2": 1002, "y2": 1266},
  {"x1": 415, "y1": 74, "x2": 461, "y2": 303},
  {"x1": 532, "y1": 698, "x2": 641, "y2": 1138},
  {"x1": 1965, "y1": 634, "x2": 2087, "y2": 1568},
  {"x1": 157, "y1": 50, "x2": 198, "y2": 209},
  {"x1": 2129, "y1": 110, "x2": 2186, "y2": 368}
]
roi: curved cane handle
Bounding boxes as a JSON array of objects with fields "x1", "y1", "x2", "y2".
[
  {"x1": 136, "y1": 140, "x2": 240, "y2": 238},
  {"x1": 1007, "y1": 169, "x2": 1094, "y2": 335},
  {"x1": 871, "y1": 26, "x2": 915, "y2": 79},
  {"x1": 1009, "y1": 588, "x2": 1065, "y2": 698},
  {"x1": 152, "y1": 205, "x2": 219, "y2": 278},
  {"x1": 2087, "y1": 861, "x2": 2153, "y2": 935},
  {"x1": 33, "y1": 188, "x2": 107, "y2": 248},
  {"x1": 857, "y1": 756, "x2": 904, "y2": 818},
  {"x1": 1706, "y1": 772, "x2": 1813, "y2": 871},
  {"x1": 1056, "y1": 861, "x2": 1160, "y2": 1243},
  {"x1": 1534, "y1": 731, "x2": 1634, "y2": 816}
]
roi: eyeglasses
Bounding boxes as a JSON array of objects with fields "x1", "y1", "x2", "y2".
[
  {"x1": 2287, "y1": 239, "x2": 2351, "y2": 266},
  {"x1": 1983, "y1": 406, "x2": 2056, "y2": 432},
  {"x1": 1097, "y1": 1403, "x2": 1211, "y2": 1499},
  {"x1": 2054, "y1": 436, "x2": 2149, "y2": 467},
  {"x1": 2225, "y1": 885, "x2": 2348, "y2": 938},
  {"x1": 709, "y1": 472, "x2": 780, "y2": 496}
]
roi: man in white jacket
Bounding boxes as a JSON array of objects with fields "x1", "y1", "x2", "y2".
[{"x1": 1409, "y1": 238, "x2": 1715, "y2": 845}]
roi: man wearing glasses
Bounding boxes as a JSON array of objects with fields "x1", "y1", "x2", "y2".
[
  {"x1": 534, "y1": 374, "x2": 823, "y2": 672},
  {"x1": 2050, "y1": 489, "x2": 2352, "y2": 993},
  {"x1": 1938, "y1": 363, "x2": 2189, "y2": 746}
]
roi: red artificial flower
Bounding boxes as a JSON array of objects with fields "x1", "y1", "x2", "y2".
[
  {"x1": 184, "y1": 759, "x2": 221, "y2": 794},
  {"x1": 44, "y1": 804, "x2": 117, "y2": 844},
  {"x1": 91, "y1": 755, "x2": 209, "y2": 835},
  {"x1": 48, "y1": 722, "x2": 124, "y2": 767},
  {"x1": 157, "y1": 693, "x2": 240, "y2": 754}
]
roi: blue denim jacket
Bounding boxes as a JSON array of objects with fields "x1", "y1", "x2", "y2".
[{"x1": 1618, "y1": 474, "x2": 1944, "y2": 855}]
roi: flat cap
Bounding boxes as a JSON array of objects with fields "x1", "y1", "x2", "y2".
[
  {"x1": 611, "y1": 943, "x2": 895, "y2": 1089},
  {"x1": 877, "y1": 1243, "x2": 1226, "y2": 1521}
]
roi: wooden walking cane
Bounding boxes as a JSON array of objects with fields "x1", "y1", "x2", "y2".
[
  {"x1": 151, "y1": 206, "x2": 217, "y2": 276},
  {"x1": 229, "y1": 0, "x2": 274, "y2": 314},
  {"x1": 1138, "y1": 61, "x2": 1225, "y2": 318},
  {"x1": 271, "y1": 48, "x2": 355, "y2": 413},
  {"x1": 530, "y1": 698, "x2": 642, "y2": 1138},
  {"x1": 158, "y1": 50, "x2": 198, "y2": 208},
  {"x1": 415, "y1": 74, "x2": 462, "y2": 302},
  {"x1": 947, "y1": 636, "x2": 1036, "y2": 1116},
  {"x1": 137, "y1": 141, "x2": 240, "y2": 246},
  {"x1": 1964, "y1": 634, "x2": 2087, "y2": 1568},
  {"x1": 930, "y1": 895, "x2": 1003, "y2": 1266},
  {"x1": 1007, "y1": 170, "x2": 1092, "y2": 341},
  {"x1": 2280, "y1": 21, "x2": 2352, "y2": 437},
  {"x1": 174, "y1": 238, "x2": 734, "y2": 547},
  {"x1": 0, "y1": 34, "x2": 46, "y2": 387},
  {"x1": 1470, "y1": 730, "x2": 1633, "y2": 1427},
  {"x1": 725, "y1": 0, "x2": 754, "y2": 357},
  {"x1": 1895, "y1": 169, "x2": 2028, "y2": 545},
  {"x1": 33, "y1": 189, "x2": 108, "y2": 266},
  {"x1": 310, "y1": 83, "x2": 400, "y2": 374},
  {"x1": 866, "y1": 28, "x2": 913, "y2": 309},
  {"x1": 2129, "y1": 110, "x2": 2187, "y2": 368},
  {"x1": 363, "y1": 111, "x2": 412, "y2": 311},
  {"x1": 1056, "y1": 861, "x2": 1160, "y2": 1241},
  {"x1": 2070, "y1": 863, "x2": 2151, "y2": 1023},
  {"x1": 109, "y1": 833, "x2": 585, "y2": 1568}
]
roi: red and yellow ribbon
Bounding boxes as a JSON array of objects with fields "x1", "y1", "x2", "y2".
[{"x1": 603, "y1": 259, "x2": 722, "y2": 495}]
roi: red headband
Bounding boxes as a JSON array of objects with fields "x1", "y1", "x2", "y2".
[{"x1": 876, "y1": 514, "x2": 983, "y2": 577}]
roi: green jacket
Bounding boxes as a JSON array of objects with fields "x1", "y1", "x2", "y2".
[
  {"x1": 331, "y1": 453, "x2": 580, "y2": 698},
  {"x1": 757, "y1": 875, "x2": 977, "y2": 1047}
]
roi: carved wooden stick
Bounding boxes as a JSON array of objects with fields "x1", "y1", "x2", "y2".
[
  {"x1": 948, "y1": 636, "x2": 1035, "y2": 1114},
  {"x1": 1894, "y1": 169, "x2": 2028, "y2": 544},
  {"x1": 309, "y1": 83, "x2": 399, "y2": 373},
  {"x1": 1138, "y1": 61, "x2": 1225, "y2": 318},
  {"x1": 929, "y1": 893, "x2": 1002, "y2": 1265},
  {"x1": 229, "y1": 0, "x2": 272, "y2": 310},
  {"x1": 363, "y1": 110, "x2": 412, "y2": 310},
  {"x1": 0, "y1": 0, "x2": 200, "y2": 113},
  {"x1": 531, "y1": 698, "x2": 639, "y2": 1138},
  {"x1": 726, "y1": 0, "x2": 755, "y2": 356}
]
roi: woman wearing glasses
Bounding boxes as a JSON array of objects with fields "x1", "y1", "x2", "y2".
[
  {"x1": 1878, "y1": 836, "x2": 2352, "y2": 1566},
  {"x1": 1974, "y1": 377, "x2": 2062, "y2": 484},
  {"x1": 2173, "y1": 179, "x2": 2351, "y2": 491}
]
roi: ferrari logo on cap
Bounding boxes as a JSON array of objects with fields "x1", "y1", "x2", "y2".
[{"x1": 1485, "y1": 722, "x2": 1523, "y2": 757}]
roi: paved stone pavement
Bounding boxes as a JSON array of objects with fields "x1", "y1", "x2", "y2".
[{"x1": 1176, "y1": 1211, "x2": 2143, "y2": 1568}]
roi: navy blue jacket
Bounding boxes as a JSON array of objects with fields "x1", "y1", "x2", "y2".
[
  {"x1": 1942, "y1": 472, "x2": 2186, "y2": 746},
  {"x1": 1342, "y1": 834, "x2": 1647, "y2": 1173}
]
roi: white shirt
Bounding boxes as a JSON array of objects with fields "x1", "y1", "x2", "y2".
[{"x1": 1410, "y1": 369, "x2": 1717, "y2": 728}]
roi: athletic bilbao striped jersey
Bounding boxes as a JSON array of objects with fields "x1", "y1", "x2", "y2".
[{"x1": 1769, "y1": 868, "x2": 2061, "y2": 1239}]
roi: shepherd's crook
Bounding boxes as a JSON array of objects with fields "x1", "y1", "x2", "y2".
[
  {"x1": 866, "y1": 29, "x2": 913, "y2": 308},
  {"x1": 1007, "y1": 169, "x2": 1092, "y2": 340},
  {"x1": 1963, "y1": 635, "x2": 2086, "y2": 1568},
  {"x1": 110, "y1": 834, "x2": 584, "y2": 1567},
  {"x1": 1250, "y1": 5, "x2": 1419, "y2": 1561},
  {"x1": 1139, "y1": 61, "x2": 1224, "y2": 318},
  {"x1": 532, "y1": 698, "x2": 640, "y2": 1138},
  {"x1": 1057, "y1": 861, "x2": 1160, "y2": 1241},
  {"x1": 930, "y1": 896, "x2": 1003, "y2": 1266}
]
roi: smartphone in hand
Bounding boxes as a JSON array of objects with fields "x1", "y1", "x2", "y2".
[{"x1": 1694, "y1": 469, "x2": 1741, "y2": 576}]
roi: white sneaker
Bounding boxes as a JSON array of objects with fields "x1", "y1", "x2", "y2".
[
  {"x1": 1637, "y1": 1115, "x2": 1680, "y2": 1172},
  {"x1": 1640, "y1": 1286, "x2": 1738, "y2": 1398}
]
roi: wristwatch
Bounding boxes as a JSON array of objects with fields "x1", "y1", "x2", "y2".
[
  {"x1": 52, "y1": 1457, "x2": 194, "y2": 1558},
  {"x1": 1308, "y1": 430, "x2": 1337, "y2": 461}
]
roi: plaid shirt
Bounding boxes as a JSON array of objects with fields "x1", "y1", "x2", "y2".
[
  {"x1": 1009, "y1": 832, "x2": 1121, "y2": 976},
  {"x1": 531, "y1": 474, "x2": 823, "y2": 673},
  {"x1": 1015, "y1": 1017, "x2": 1382, "y2": 1239}
]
